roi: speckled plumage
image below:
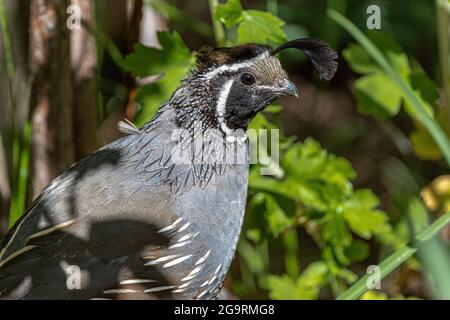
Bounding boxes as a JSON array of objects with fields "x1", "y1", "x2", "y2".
[{"x1": 0, "y1": 39, "x2": 337, "y2": 299}]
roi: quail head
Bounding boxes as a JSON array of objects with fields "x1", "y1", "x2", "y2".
[{"x1": 0, "y1": 38, "x2": 337, "y2": 299}]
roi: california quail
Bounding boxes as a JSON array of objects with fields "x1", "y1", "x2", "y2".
[{"x1": 0, "y1": 38, "x2": 337, "y2": 300}]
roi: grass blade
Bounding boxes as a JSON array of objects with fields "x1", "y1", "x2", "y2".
[
  {"x1": 337, "y1": 211, "x2": 450, "y2": 300},
  {"x1": 8, "y1": 123, "x2": 31, "y2": 227}
]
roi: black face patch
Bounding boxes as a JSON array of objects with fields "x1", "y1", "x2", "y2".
[{"x1": 223, "y1": 80, "x2": 276, "y2": 130}]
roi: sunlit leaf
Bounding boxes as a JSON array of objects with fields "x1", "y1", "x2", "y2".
[
  {"x1": 354, "y1": 72, "x2": 402, "y2": 118},
  {"x1": 342, "y1": 190, "x2": 391, "y2": 239},
  {"x1": 237, "y1": 10, "x2": 286, "y2": 45},
  {"x1": 267, "y1": 261, "x2": 328, "y2": 300},
  {"x1": 343, "y1": 44, "x2": 378, "y2": 74},
  {"x1": 215, "y1": 0, "x2": 243, "y2": 28},
  {"x1": 323, "y1": 214, "x2": 352, "y2": 248},
  {"x1": 121, "y1": 31, "x2": 193, "y2": 77}
]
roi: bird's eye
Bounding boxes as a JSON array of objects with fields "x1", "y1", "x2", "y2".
[{"x1": 240, "y1": 72, "x2": 256, "y2": 86}]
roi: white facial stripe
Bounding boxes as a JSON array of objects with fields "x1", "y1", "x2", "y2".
[
  {"x1": 203, "y1": 52, "x2": 269, "y2": 79},
  {"x1": 216, "y1": 79, "x2": 235, "y2": 136},
  {"x1": 205, "y1": 62, "x2": 252, "y2": 79},
  {"x1": 254, "y1": 85, "x2": 280, "y2": 91}
]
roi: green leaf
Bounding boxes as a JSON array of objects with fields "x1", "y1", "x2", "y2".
[
  {"x1": 403, "y1": 88, "x2": 434, "y2": 119},
  {"x1": 215, "y1": 0, "x2": 243, "y2": 28},
  {"x1": 281, "y1": 139, "x2": 356, "y2": 210},
  {"x1": 353, "y1": 72, "x2": 402, "y2": 118},
  {"x1": 296, "y1": 182, "x2": 328, "y2": 211},
  {"x1": 237, "y1": 239, "x2": 267, "y2": 275},
  {"x1": 282, "y1": 139, "x2": 327, "y2": 179},
  {"x1": 267, "y1": 275, "x2": 298, "y2": 300},
  {"x1": 121, "y1": 31, "x2": 195, "y2": 125},
  {"x1": 343, "y1": 44, "x2": 378, "y2": 74},
  {"x1": 248, "y1": 169, "x2": 297, "y2": 199},
  {"x1": 410, "y1": 71, "x2": 439, "y2": 104},
  {"x1": 264, "y1": 193, "x2": 295, "y2": 237},
  {"x1": 344, "y1": 240, "x2": 370, "y2": 262},
  {"x1": 342, "y1": 190, "x2": 391, "y2": 239},
  {"x1": 237, "y1": 10, "x2": 286, "y2": 45},
  {"x1": 387, "y1": 51, "x2": 410, "y2": 81},
  {"x1": 343, "y1": 39, "x2": 435, "y2": 120},
  {"x1": 323, "y1": 214, "x2": 352, "y2": 248},
  {"x1": 121, "y1": 31, "x2": 193, "y2": 77},
  {"x1": 267, "y1": 261, "x2": 328, "y2": 300},
  {"x1": 320, "y1": 156, "x2": 356, "y2": 193},
  {"x1": 269, "y1": 138, "x2": 359, "y2": 213}
]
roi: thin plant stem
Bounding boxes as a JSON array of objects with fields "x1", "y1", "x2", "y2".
[{"x1": 208, "y1": 0, "x2": 226, "y2": 47}]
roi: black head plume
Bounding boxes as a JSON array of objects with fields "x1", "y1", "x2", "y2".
[
  {"x1": 270, "y1": 38, "x2": 338, "y2": 81},
  {"x1": 196, "y1": 44, "x2": 270, "y2": 70}
]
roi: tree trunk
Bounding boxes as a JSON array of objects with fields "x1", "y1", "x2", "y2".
[
  {"x1": 70, "y1": 0, "x2": 99, "y2": 159},
  {"x1": 29, "y1": 0, "x2": 75, "y2": 199}
]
